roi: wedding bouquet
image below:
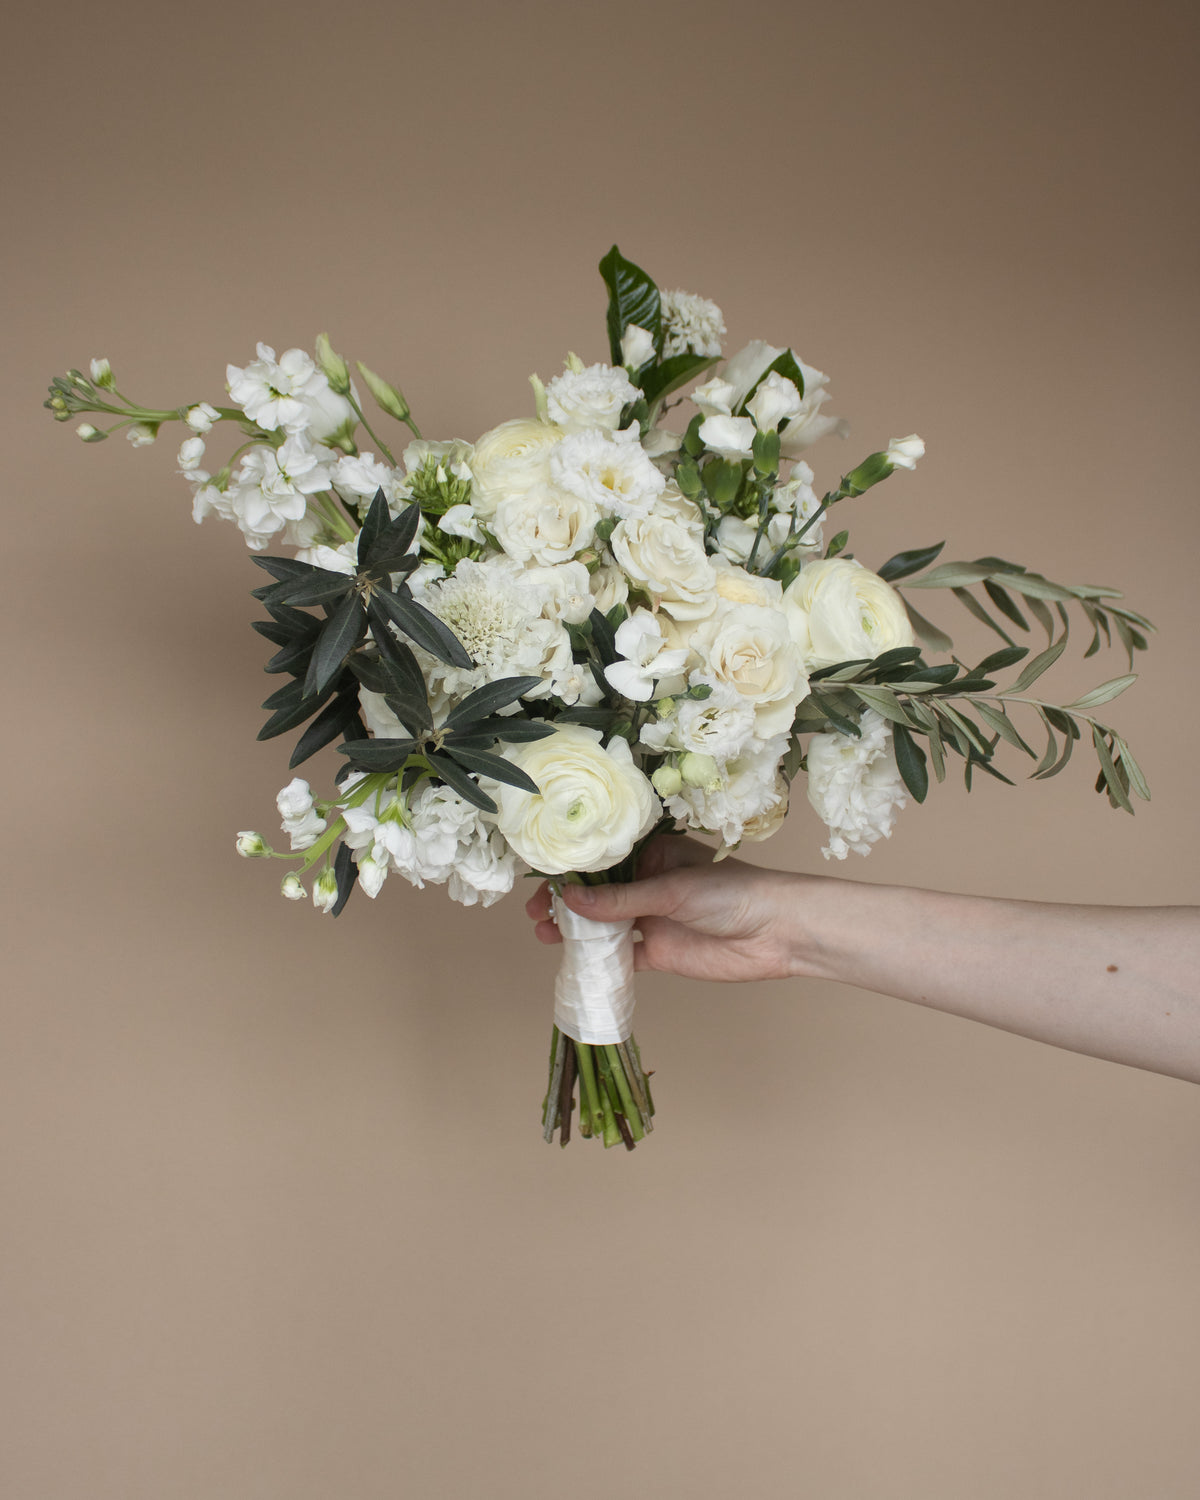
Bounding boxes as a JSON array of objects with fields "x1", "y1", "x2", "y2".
[{"x1": 48, "y1": 247, "x2": 1153, "y2": 1148}]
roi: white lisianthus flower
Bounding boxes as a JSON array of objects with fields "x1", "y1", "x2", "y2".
[
  {"x1": 778, "y1": 361, "x2": 850, "y2": 455},
  {"x1": 885, "y1": 434, "x2": 925, "y2": 470},
  {"x1": 719, "y1": 341, "x2": 786, "y2": 410},
  {"x1": 609, "y1": 512, "x2": 717, "y2": 620},
  {"x1": 185, "y1": 402, "x2": 219, "y2": 433},
  {"x1": 620, "y1": 323, "x2": 655, "y2": 370},
  {"x1": 546, "y1": 362, "x2": 639, "y2": 432},
  {"x1": 664, "y1": 734, "x2": 788, "y2": 849},
  {"x1": 692, "y1": 375, "x2": 737, "y2": 417},
  {"x1": 660, "y1": 289, "x2": 726, "y2": 359},
  {"x1": 783, "y1": 557, "x2": 914, "y2": 669},
  {"x1": 746, "y1": 371, "x2": 802, "y2": 433},
  {"x1": 226, "y1": 344, "x2": 324, "y2": 434},
  {"x1": 276, "y1": 777, "x2": 327, "y2": 851},
  {"x1": 438, "y1": 504, "x2": 486, "y2": 543},
  {"x1": 604, "y1": 609, "x2": 690, "y2": 702},
  {"x1": 550, "y1": 426, "x2": 665, "y2": 520},
  {"x1": 806, "y1": 709, "x2": 908, "y2": 859},
  {"x1": 330, "y1": 451, "x2": 410, "y2": 517},
  {"x1": 467, "y1": 419, "x2": 562, "y2": 521},
  {"x1": 490, "y1": 724, "x2": 658, "y2": 875},
  {"x1": 492, "y1": 483, "x2": 598, "y2": 565},
  {"x1": 639, "y1": 676, "x2": 756, "y2": 765},
  {"x1": 227, "y1": 436, "x2": 335, "y2": 549},
  {"x1": 691, "y1": 601, "x2": 810, "y2": 735},
  {"x1": 697, "y1": 414, "x2": 756, "y2": 460}
]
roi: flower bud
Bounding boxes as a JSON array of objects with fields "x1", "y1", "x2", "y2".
[
  {"x1": 679, "y1": 752, "x2": 721, "y2": 790},
  {"x1": 655, "y1": 696, "x2": 676, "y2": 717},
  {"x1": 125, "y1": 422, "x2": 158, "y2": 448},
  {"x1": 528, "y1": 372, "x2": 549, "y2": 422},
  {"x1": 236, "y1": 831, "x2": 268, "y2": 857},
  {"x1": 185, "y1": 402, "x2": 219, "y2": 433},
  {"x1": 312, "y1": 867, "x2": 339, "y2": 913},
  {"x1": 885, "y1": 434, "x2": 925, "y2": 471},
  {"x1": 651, "y1": 764, "x2": 683, "y2": 798},
  {"x1": 281, "y1": 872, "x2": 306, "y2": 901},
  {"x1": 356, "y1": 361, "x2": 410, "y2": 422},
  {"x1": 621, "y1": 323, "x2": 655, "y2": 371},
  {"x1": 76, "y1": 422, "x2": 106, "y2": 443},
  {"x1": 89, "y1": 357, "x2": 114, "y2": 390},
  {"x1": 315, "y1": 333, "x2": 352, "y2": 396},
  {"x1": 564, "y1": 351, "x2": 585, "y2": 374}
]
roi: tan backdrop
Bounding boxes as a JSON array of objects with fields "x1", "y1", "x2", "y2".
[{"x1": 5, "y1": 2, "x2": 1199, "y2": 1496}]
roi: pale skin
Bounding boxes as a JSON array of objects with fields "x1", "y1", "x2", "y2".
[{"x1": 526, "y1": 836, "x2": 1200, "y2": 1086}]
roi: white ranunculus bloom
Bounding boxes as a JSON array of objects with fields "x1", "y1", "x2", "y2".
[
  {"x1": 550, "y1": 427, "x2": 665, "y2": 520},
  {"x1": 546, "y1": 362, "x2": 639, "y2": 432},
  {"x1": 660, "y1": 289, "x2": 726, "y2": 359},
  {"x1": 610, "y1": 512, "x2": 717, "y2": 620},
  {"x1": 691, "y1": 600, "x2": 810, "y2": 735},
  {"x1": 490, "y1": 724, "x2": 659, "y2": 875},
  {"x1": 467, "y1": 419, "x2": 562, "y2": 520},
  {"x1": 746, "y1": 371, "x2": 803, "y2": 432},
  {"x1": 492, "y1": 483, "x2": 598, "y2": 565},
  {"x1": 885, "y1": 434, "x2": 925, "y2": 470},
  {"x1": 604, "y1": 609, "x2": 690, "y2": 702},
  {"x1": 806, "y1": 709, "x2": 907, "y2": 859},
  {"x1": 697, "y1": 414, "x2": 756, "y2": 459},
  {"x1": 783, "y1": 557, "x2": 914, "y2": 669},
  {"x1": 692, "y1": 375, "x2": 737, "y2": 417},
  {"x1": 620, "y1": 324, "x2": 655, "y2": 370}
]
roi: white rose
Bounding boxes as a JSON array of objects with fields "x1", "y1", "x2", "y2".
[
  {"x1": 468, "y1": 419, "x2": 563, "y2": 520},
  {"x1": 492, "y1": 484, "x2": 598, "y2": 565},
  {"x1": 783, "y1": 557, "x2": 914, "y2": 669},
  {"x1": 546, "y1": 362, "x2": 639, "y2": 432},
  {"x1": 712, "y1": 557, "x2": 783, "y2": 608},
  {"x1": 491, "y1": 724, "x2": 659, "y2": 875},
  {"x1": 523, "y1": 560, "x2": 595, "y2": 624},
  {"x1": 692, "y1": 600, "x2": 810, "y2": 736},
  {"x1": 610, "y1": 513, "x2": 717, "y2": 620}
]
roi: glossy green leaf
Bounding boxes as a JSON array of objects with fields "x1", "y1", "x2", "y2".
[
  {"x1": 891, "y1": 723, "x2": 929, "y2": 802},
  {"x1": 336, "y1": 737, "x2": 418, "y2": 772},
  {"x1": 983, "y1": 579, "x2": 1030, "y2": 632},
  {"x1": 599, "y1": 246, "x2": 662, "y2": 365},
  {"x1": 639, "y1": 353, "x2": 718, "y2": 405},
  {"x1": 444, "y1": 745, "x2": 540, "y2": 793},
  {"x1": 426, "y1": 752, "x2": 498, "y2": 813},
  {"x1": 331, "y1": 841, "x2": 356, "y2": 918},
  {"x1": 877, "y1": 541, "x2": 946, "y2": 583}
]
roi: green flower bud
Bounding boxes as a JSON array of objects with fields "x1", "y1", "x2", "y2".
[
  {"x1": 281, "y1": 872, "x2": 306, "y2": 901},
  {"x1": 356, "y1": 361, "x2": 410, "y2": 423},
  {"x1": 315, "y1": 333, "x2": 352, "y2": 396},
  {"x1": 679, "y1": 752, "x2": 721, "y2": 790},
  {"x1": 313, "y1": 866, "x2": 339, "y2": 913},
  {"x1": 655, "y1": 696, "x2": 676, "y2": 718},
  {"x1": 236, "y1": 831, "x2": 269, "y2": 858},
  {"x1": 529, "y1": 372, "x2": 549, "y2": 422},
  {"x1": 75, "y1": 422, "x2": 106, "y2": 442},
  {"x1": 89, "y1": 357, "x2": 114, "y2": 390},
  {"x1": 651, "y1": 764, "x2": 683, "y2": 798}
]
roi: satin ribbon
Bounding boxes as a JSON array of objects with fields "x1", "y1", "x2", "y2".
[{"x1": 551, "y1": 893, "x2": 637, "y2": 1045}]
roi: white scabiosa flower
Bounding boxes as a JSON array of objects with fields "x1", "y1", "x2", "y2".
[
  {"x1": 550, "y1": 427, "x2": 666, "y2": 521},
  {"x1": 806, "y1": 710, "x2": 908, "y2": 859},
  {"x1": 604, "y1": 610, "x2": 690, "y2": 702},
  {"x1": 660, "y1": 289, "x2": 726, "y2": 359},
  {"x1": 545, "y1": 362, "x2": 639, "y2": 432}
]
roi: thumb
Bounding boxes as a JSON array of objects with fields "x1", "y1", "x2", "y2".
[{"x1": 560, "y1": 874, "x2": 685, "y2": 923}]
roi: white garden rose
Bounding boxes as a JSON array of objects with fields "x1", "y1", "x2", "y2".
[
  {"x1": 610, "y1": 512, "x2": 717, "y2": 620},
  {"x1": 492, "y1": 484, "x2": 598, "y2": 565},
  {"x1": 468, "y1": 418, "x2": 563, "y2": 520},
  {"x1": 692, "y1": 601, "x2": 810, "y2": 736},
  {"x1": 491, "y1": 724, "x2": 659, "y2": 875},
  {"x1": 783, "y1": 557, "x2": 914, "y2": 669}
]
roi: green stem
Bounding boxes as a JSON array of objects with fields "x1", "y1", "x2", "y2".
[
  {"x1": 574, "y1": 1043, "x2": 605, "y2": 1139},
  {"x1": 347, "y1": 395, "x2": 398, "y2": 466},
  {"x1": 604, "y1": 1045, "x2": 645, "y2": 1141}
]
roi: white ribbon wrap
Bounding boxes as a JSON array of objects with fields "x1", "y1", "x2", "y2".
[{"x1": 552, "y1": 893, "x2": 637, "y2": 1045}]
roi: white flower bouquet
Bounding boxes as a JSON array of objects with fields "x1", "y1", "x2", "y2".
[{"x1": 49, "y1": 247, "x2": 1154, "y2": 1149}]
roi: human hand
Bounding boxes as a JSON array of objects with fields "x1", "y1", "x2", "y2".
[{"x1": 524, "y1": 835, "x2": 808, "y2": 983}]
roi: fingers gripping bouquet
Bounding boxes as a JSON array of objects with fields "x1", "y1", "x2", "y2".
[{"x1": 50, "y1": 248, "x2": 1154, "y2": 1149}]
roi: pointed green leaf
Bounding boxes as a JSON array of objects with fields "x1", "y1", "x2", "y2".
[
  {"x1": 851, "y1": 685, "x2": 914, "y2": 726},
  {"x1": 426, "y1": 752, "x2": 498, "y2": 813},
  {"x1": 445, "y1": 744, "x2": 540, "y2": 793},
  {"x1": 905, "y1": 562, "x2": 998, "y2": 589},
  {"x1": 258, "y1": 680, "x2": 338, "y2": 741},
  {"x1": 972, "y1": 700, "x2": 1036, "y2": 756},
  {"x1": 1112, "y1": 735, "x2": 1151, "y2": 802},
  {"x1": 372, "y1": 586, "x2": 472, "y2": 667},
  {"x1": 1063, "y1": 674, "x2": 1137, "y2": 711},
  {"x1": 599, "y1": 246, "x2": 662, "y2": 364},
  {"x1": 901, "y1": 599, "x2": 954, "y2": 654},
  {"x1": 974, "y1": 646, "x2": 1029, "y2": 676},
  {"x1": 289, "y1": 690, "x2": 363, "y2": 768},
  {"x1": 1007, "y1": 634, "x2": 1069, "y2": 693},
  {"x1": 273, "y1": 570, "x2": 356, "y2": 608},
  {"x1": 952, "y1": 586, "x2": 1016, "y2": 646},
  {"x1": 983, "y1": 579, "x2": 1030, "y2": 632},
  {"x1": 448, "y1": 716, "x2": 556, "y2": 743},
  {"x1": 336, "y1": 737, "x2": 418, "y2": 772},
  {"x1": 265, "y1": 637, "x2": 315, "y2": 676},
  {"x1": 304, "y1": 591, "x2": 368, "y2": 697},
  {"x1": 877, "y1": 541, "x2": 946, "y2": 583},
  {"x1": 639, "y1": 353, "x2": 719, "y2": 405},
  {"x1": 1092, "y1": 727, "x2": 1133, "y2": 813},
  {"x1": 443, "y1": 675, "x2": 542, "y2": 730},
  {"x1": 251, "y1": 554, "x2": 320, "y2": 583},
  {"x1": 331, "y1": 841, "x2": 356, "y2": 918},
  {"x1": 891, "y1": 723, "x2": 929, "y2": 802},
  {"x1": 356, "y1": 488, "x2": 389, "y2": 562},
  {"x1": 362, "y1": 500, "x2": 421, "y2": 574},
  {"x1": 588, "y1": 607, "x2": 618, "y2": 669}
]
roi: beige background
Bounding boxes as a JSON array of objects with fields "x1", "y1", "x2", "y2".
[{"x1": 4, "y1": 1, "x2": 1199, "y2": 1495}]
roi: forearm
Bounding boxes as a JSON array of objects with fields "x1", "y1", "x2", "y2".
[{"x1": 787, "y1": 876, "x2": 1200, "y2": 1084}]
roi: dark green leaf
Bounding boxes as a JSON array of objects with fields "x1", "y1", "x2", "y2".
[
  {"x1": 588, "y1": 608, "x2": 618, "y2": 668},
  {"x1": 304, "y1": 591, "x2": 368, "y2": 697},
  {"x1": 362, "y1": 500, "x2": 422, "y2": 574},
  {"x1": 599, "y1": 245, "x2": 661, "y2": 365},
  {"x1": 270, "y1": 570, "x2": 356, "y2": 608},
  {"x1": 331, "y1": 841, "x2": 356, "y2": 918},
  {"x1": 554, "y1": 706, "x2": 617, "y2": 730},
  {"x1": 448, "y1": 716, "x2": 555, "y2": 743},
  {"x1": 739, "y1": 349, "x2": 806, "y2": 413},
  {"x1": 974, "y1": 646, "x2": 1029, "y2": 675},
  {"x1": 1026, "y1": 594, "x2": 1056, "y2": 639},
  {"x1": 262, "y1": 677, "x2": 305, "y2": 712},
  {"x1": 258, "y1": 680, "x2": 338, "y2": 741},
  {"x1": 870, "y1": 646, "x2": 924, "y2": 675},
  {"x1": 898, "y1": 663, "x2": 960, "y2": 685},
  {"x1": 347, "y1": 651, "x2": 389, "y2": 696},
  {"x1": 370, "y1": 610, "x2": 430, "y2": 701},
  {"x1": 877, "y1": 541, "x2": 946, "y2": 583},
  {"x1": 265, "y1": 636, "x2": 315, "y2": 676},
  {"x1": 983, "y1": 579, "x2": 1030, "y2": 632},
  {"x1": 445, "y1": 744, "x2": 540, "y2": 793},
  {"x1": 973, "y1": 701, "x2": 1036, "y2": 757},
  {"x1": 264, "y1": 602, "x2": 322, "y2": 638},
  {"x1": 892, "y1": 723, "x2": 929, "y2": 802},
  {"x1": 825, "y1": 529, "x2": 849, "y2": 559},
  {"x1": 372, "y1": 586, "x2": 472, "y2": 667},
  {"x1": 336, "y1": 737, "x2": 418, "y2": 772},
  {"x1": 426, "y1": 752, "x2": 498, "y2": 813},
  {"x1": 252, "y1": 619, "x2": 294, "y2": 648},
  {"x1": 443, "y1": 675, "x2": 543, "y2": 729},
  {"x1": 289, "y1": 690, "x2": 363, "y2": 768},
  {"x1": 1009, "y1": 633, "x2": 1068, "y2": 693},
  {"x1": 356, "y1": 488, "x2": 389, "y2": 563},
  {"x1": 251, "y1": 554, "x2": 320, "y2": 583}
]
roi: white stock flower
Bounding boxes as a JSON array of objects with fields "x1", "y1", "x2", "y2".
[
  {"x1": 609, "y1": 512, "x2": 717, "y2": 620},
  {"x1": 447, "y1": 825, "x2": 519, "y2": 908},
  {"x1": 620, "y1": 324, "x2": 655, "y2": 369},
  {"x1": 185, "y1": 402, "x2": 219, "y2": 433},
  {"x1": 660, "y1": 289, "x2": 726, "y2": 359},
  {"x1": 550, "y1": 427, "x2": 665, "y2": 520},
  {"x1": 276, "y1": 777, "x2": 327, "y2": 851},
  {"x1": 492, "y1": 484, "x2": 598, "y2": 565},
  {"x1": 226, "y1": 343, "x2": 324, "y2": 434},
  {"x1": 281, "y1": 873, "x2": 306, "y2": 901},
  {"x1": 783, "y1": 557, "x2": 914, "y2": 669},
  {"x1": 490, "y1": 724, "x2": 658, "y2": 875},
  {"x1": 296, "y1": 378, "x2": 356, "y2": 444},
  {"x1": 438, "y1": 504, "x2": 485, "y2": 543},
  {"x1": 806, "y1": 709, "x2": 907, "y2": 859},
  {"x1": 545, "y1": 362, "x2": 638, "y2": 432},
  {"x1": 342, "y1": 781, "x2": 490, "y2": 896},
  {"x1": 886, "y1": 434, "x2": 925, "y2": 470},
  {"x1": 177, "y1": 436, "x2": 206, "y2": 472},
  {"x1": 467, "y1": 419, "x2": 562, "y2": 521},
  {"x1": 604, "y1": 609, "x2": 690, "y2": 702},
  {"x1": 227, "y1": 436, "x2": 334, "y2": 548},
  {"x1": 746, "y1": 371, "x2": 802, "y2": 432},
  {"x1": 697, "y1": 414, "x2": 756, "y2": 459},
  {"x1": 330, "y1": 451, "x2": 410, "y2": 516},
  {"x1": 691, "y1": 600, "x2": 810, "y2": 735}
]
